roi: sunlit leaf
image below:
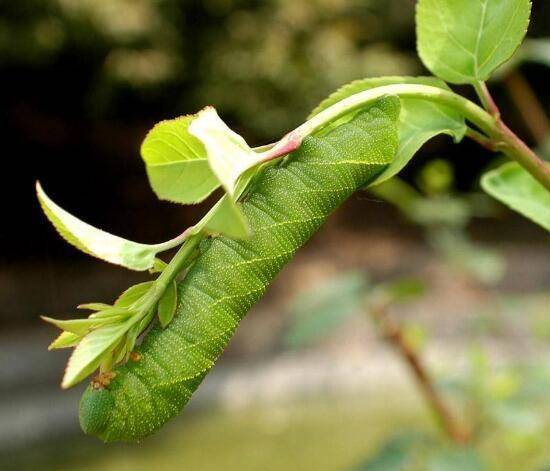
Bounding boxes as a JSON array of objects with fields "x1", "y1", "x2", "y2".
[
  {"x1": 37, "y1": 182, "x2": 168, "y2": 271},
  {"x1": 62, "y1": 317, "x2": 139, "y2": 388},
  {"x1": 158, "y1": 281, "x2": 177, "y2": 328},
  {"x1": 481, "y1": 161, "x2": 550, "y2": 231},
  {"x1": 310, "y1": 77, "x2": 466, "y2": 185},
  {"x1": 115, "y1": 281, "x2": 154, "y2": 308},
  {"x1": 78, "y1": 303, "x2": 113, "y2": 311},
  {"x1": 417, "y1": 0, "x2": 531, "y2": 84},
  {"x1": 141, "y1": 115, "x2": 220, "y2": 204},
  {"x1": 48, "y1": 331, "x2": 82, "y2": 350},
  {"x1": 41, "y1": 316, "x2": 115, "y2": 335}
]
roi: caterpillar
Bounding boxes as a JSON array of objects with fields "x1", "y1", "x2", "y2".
[{"x1": 79, "y1": 96, "x2": 400, "y2": 441}]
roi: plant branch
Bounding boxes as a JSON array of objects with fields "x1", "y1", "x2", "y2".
[
  {"x1": 263, "y1": 84, "x2": 550, "y2": 190},
  {"x1": 370, "y1": 304, "x2": 471, "y2": 444},
  {"x1": 503, "y1": 70, "x2": 550, "y2": 146},
  {"x1": 475, "y1": 82, "x2": 550, "y2": 190}
]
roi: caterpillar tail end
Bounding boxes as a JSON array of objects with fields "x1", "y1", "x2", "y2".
[{"x1": 79, "y1": 386, "x2": 115, "y2": 441}]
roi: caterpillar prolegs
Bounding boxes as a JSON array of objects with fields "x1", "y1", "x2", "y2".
[{"x1": 79, "y1": 97, "x2": 400, "y2": 441}]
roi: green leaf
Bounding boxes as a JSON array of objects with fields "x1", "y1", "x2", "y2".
[
  {"x1": 141, "y1": 115, "x2": 220, "y2": 204},
  {"x1": 188, "y1": 107, "x2": 265, "y2": 198},
  {"x1": 309, "y1": 77, "x2": 466, "y2": 185},
  {"x1": 88, "y1": 307, "x2": 133, "y2": 320},
  {"x1": 115, "y1": 281, "x2": 154, "y2": 308},
  {"x1": 37, "y1": 182, "x2": 169, "y2": 271},
  {"x1": 78, "y1": 303, "x2": 113, "y2": 311},
  {"x1": 62, "y1": 317, "x2": 139, "y2": 388},
  {"x1": 284, "y1": 272, "x2": 367, "y2": 348},
  {"x1": 199, "y1": 195, "x2": 250, "y2": 239},
  {"x1": 48, "y1": 331, "x2": 82, "y2": 350},
  {"x1": 158, "y1": 281, "x2": 177, "y2": 328},
  {"x1": 481, "y1": 161, "x2": 550, "y2": 231},
  {"x1": 416, "y1": 0, "x2": 531, "y2": 84},
  {"x1": 41, "y1": 316, "x2": 116, "y2": 335},
  {"x1": 149, "y1": 258, "x2": 168, "y2": 274}
]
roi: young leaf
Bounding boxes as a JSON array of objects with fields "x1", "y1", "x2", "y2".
[
  {"x1": 78, "y1": 303, "x2": 113, "y2": 311},
  {"x1": 149, "y1": 258, "x2": 168, "y2": 274},
  {"x1": 49, "y1": 331, "x2": 83, "y2": 350},
  {"x1": 141, "y1": 116, "x2": 220, "y2": 204},
  {"x1": 62, "y1": 317, "x2": 138, "y2": 389},
  {"x1": 416, "y1": 0, "x2": 531, "y2": 84},
  {"x1": 37, "y1": 183, "x2": 168, "y2": 271},
  {"x1": 41, "y1": 316, "x2": 116, "y2": 335},
  {"x1": 115, "y1": 281, "x2": 154, "y2": 308},
  {"x1": 188, "y1": 107, "x2": 265, "y2": 198},
  {"x1": 481, "y1": 161, "x2": 550, "y2": 231},
  {"x1": 157, "y1": 281, "x2": 177, "y2": 328},
  {"x1": 197, "y1": 195, "x2": 250, "y2": 239},
  {"x1": 88, "y1": 307, "x2": 133, "y2": 320},
  {"x1": 309, "y1": 77, "x2": 466, "y2": 186}
]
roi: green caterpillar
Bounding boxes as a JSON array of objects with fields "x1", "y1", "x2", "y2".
[{"x1": 79, "y1": 97, "x2": 399, "y2": 441}]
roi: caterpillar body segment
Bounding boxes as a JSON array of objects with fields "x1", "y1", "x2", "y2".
[{"x1": 79, "y1": 97, "x2": 400, "y2": 441}]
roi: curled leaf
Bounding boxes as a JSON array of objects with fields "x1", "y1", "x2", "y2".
[
  {"x1": 188, "y1": 107, "x2": 264, "y2": 198},
  {"x1": 37, "y1": 182, "x2": 181, "y2": 271}
]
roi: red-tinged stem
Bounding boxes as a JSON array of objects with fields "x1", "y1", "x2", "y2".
[{"x1": 474, "y1": 81, "x2": 550, "y2": 190}]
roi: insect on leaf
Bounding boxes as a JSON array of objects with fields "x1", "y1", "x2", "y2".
[
  {"x1": 78, "y1": 98, "x2": 400, "y2": 441},
  {"x1": 37, "y1": 183, "x2": 168, "y2": 271},
  {"x1": 481, "y1": 161, "x2": 550, "y2": 231},
  {"x1": 157, "y1": 281, "x2": 177, "y2": 328},
  {"x1": 141, "y1": 115, "x2": 220, "y2": 204},
  {"x1": 416, "y1": 0, "x2": 531, "y2": 84},
  {"x1": 309, "y1": 77, "x2": 466, "y2": 186}
]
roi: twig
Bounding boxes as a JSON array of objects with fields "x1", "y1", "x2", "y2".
[
  {"x1": 503, "y1": 69, "x2": 550, "y2": 146},
  {"x1": 474, "y1": 81, "x2": 550, "y2": 190},
  {"x1": 370, "y1": 305, "x2": 471, "y2": 444}
]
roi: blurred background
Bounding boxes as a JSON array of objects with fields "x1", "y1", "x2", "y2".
[{"x1": 1, "y1": 0, "x2": 549, "y2": 469}]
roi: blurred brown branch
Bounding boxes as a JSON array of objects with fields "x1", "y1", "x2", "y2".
[{"x1": 370, "y1": 305, "x2": 471, "y2": 444}]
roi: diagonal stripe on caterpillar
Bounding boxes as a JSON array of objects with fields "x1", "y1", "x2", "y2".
[{"x1": 79, "y1": 96, "x2": 400, "y2": 442}]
